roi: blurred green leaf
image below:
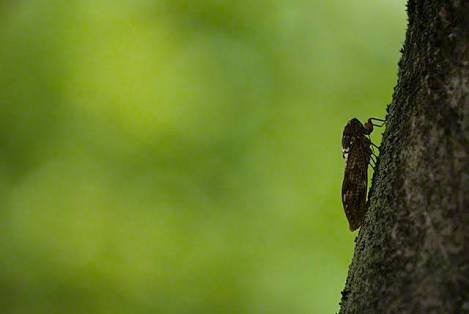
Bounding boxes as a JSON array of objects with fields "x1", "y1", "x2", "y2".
[{"x1": 0, "y1": 0, "x2": 405, "y2": 313}]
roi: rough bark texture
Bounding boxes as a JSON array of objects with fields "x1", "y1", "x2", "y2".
[{"x1": 339, "y1": 1, "x2": 468, "y2": 313}]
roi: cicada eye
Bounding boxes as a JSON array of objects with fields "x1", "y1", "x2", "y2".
[{"x1": 364, "y1": 119, "x2": 374, "y2": 134}]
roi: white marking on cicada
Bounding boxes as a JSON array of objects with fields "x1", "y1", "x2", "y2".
[{"x1": 342, "y1": 147, "x2": 349, "y2": 161}]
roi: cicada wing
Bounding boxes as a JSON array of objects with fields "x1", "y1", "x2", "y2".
[{"x1": 341, "y1": 139, "x2": 370, "y2": 231}]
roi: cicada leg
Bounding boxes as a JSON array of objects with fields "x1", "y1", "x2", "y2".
[
  {"x1": 370, "y1": 154, "x2": 377, "y2": 167},
  {"x1": 368, "y1": 117, "x2": 386, "y2": 127}
]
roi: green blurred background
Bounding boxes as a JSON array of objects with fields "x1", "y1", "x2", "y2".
[{"x1": 0, "y1": 1, "x2": 406, "y2": 313}]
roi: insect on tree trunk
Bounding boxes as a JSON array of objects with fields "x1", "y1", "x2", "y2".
[{"x1": 339, "y1": 1, "x2": 468, "y2": 313}]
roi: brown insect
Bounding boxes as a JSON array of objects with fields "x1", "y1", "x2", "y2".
[{"x1": 341, "y1": 118, "x2": 385, "y2": 231}]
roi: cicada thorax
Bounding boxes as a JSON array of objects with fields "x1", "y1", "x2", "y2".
[{"x1": 341, "y1": 118, "x2": 375, "y2": 231}]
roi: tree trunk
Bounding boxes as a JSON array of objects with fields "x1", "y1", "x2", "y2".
[{"x1": 339, "y1": 1, "x2": 468, "y2": 313}]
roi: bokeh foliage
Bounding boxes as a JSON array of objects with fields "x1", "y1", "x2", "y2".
[{"x1": 0, "y1": 1, "x2": 405, "y2": 313}]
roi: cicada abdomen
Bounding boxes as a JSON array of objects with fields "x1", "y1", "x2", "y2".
[{"x1": 341, "y1": 118, "x2": 384, "y2": 231}]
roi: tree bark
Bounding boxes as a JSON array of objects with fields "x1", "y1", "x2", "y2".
[{"x1": 339, "y1": 1, "x2": 468, "y2": 313}]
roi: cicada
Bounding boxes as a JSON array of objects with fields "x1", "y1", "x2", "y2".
[{"x1": 341, "y1": 118, "x2": 384, "y2": 231}]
